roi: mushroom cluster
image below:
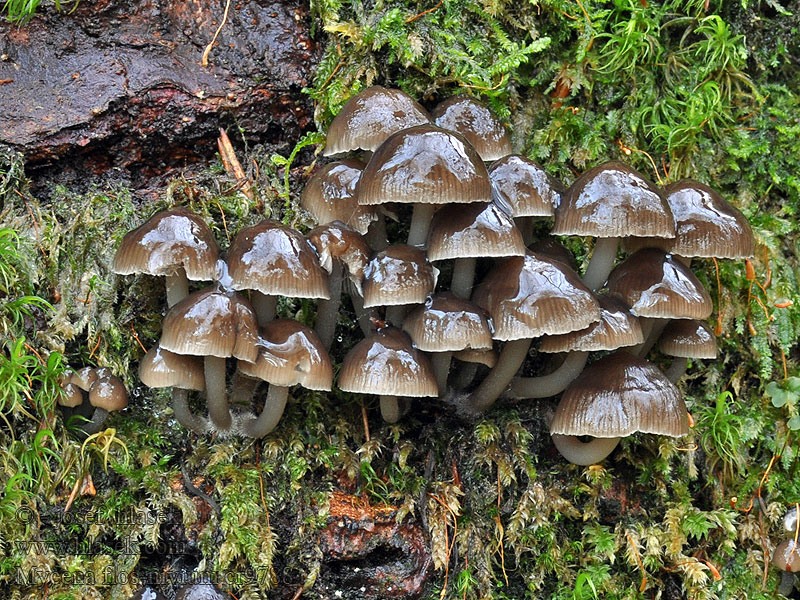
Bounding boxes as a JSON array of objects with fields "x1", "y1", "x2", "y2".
[
  {"x1": 114, "y1": 86, "x2": 754, "y2": 463},
  {"x1": 58, "y1": 366, "x2": 128, "y2": 435}
]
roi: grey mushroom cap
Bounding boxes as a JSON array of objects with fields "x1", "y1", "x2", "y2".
[
  {"x1": 139, "y1": 345, "x2": 206, "y2": 391},
  {"x1": 432, "y1": 95, "x2": 512, "y2": 162},
  {"x1": 402, "y1": 293, "x2": 494, "y2": 352},
  {"x1": 658, "y1": 319, "x2": 718, "y2": 359},
  {"x1": 301, "y1": 159, "x2": 377, "y2": 235},
  {"x1": 489, "y1": 154, "x2": 563, "y2": 217},
  {"x1": 362, "y1": 245, "x2": 438, "y2": 308}
]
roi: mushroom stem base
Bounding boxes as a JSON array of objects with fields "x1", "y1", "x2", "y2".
[
  {"x1": 551, "y1": 434, "x2": 621, "y2": 465},
  {"x1": 242, "y1": 385, "x2": 289, "y2": 438},
  {"x1": 510, "y1": 351, "x2": 589, "y2": 399}
]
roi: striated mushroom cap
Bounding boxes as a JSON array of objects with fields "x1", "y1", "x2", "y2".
[
  {"x1": 139, "y1": 345, "x2": 206, "y2": 391},
  {"x1": 323, "y1": 86, "x2": 431, "y2": 156},
  {"x1": 489, "y1": 154, "x2": 563, "y2": 217},
  {"x1": 658, "y1": 319, "x2": 717, "y2": 359},
  {"x1": 113, "y1": 208, "x2": 220, "y2": 280},
  {"x1": 227, "y1": 220, "x2": 330, "y2": 299},
  {"x1": 357, "y1": 124, "x2": 492, "y2": 206},
  {"x1": 88, "y1": 373, "x2": 128, "y2": 412},
  {"x1": 402, "y1": 293, "x2": 493, "y2": 352},
  {"x1": 551, "y1": 352, "x2": 688, "y2": 438},
  {"x1": 307, "y1": 221, "x2": 371, "y2": 293},
  {"x1": 362, "y1": 245, "x2": 438, "y2": 308},
  {"x1": 301, "y1": 160, "x2": 377, "y2": 235},
  {"x1": 432, "y1": 95, "x2": 512, "y2": 161},
  {"x1": 239, "y1": 319, "x2": 333, "y2": 391},
  {"x1": 338, "y1": 327, "x2": 438, "y2": 397}
]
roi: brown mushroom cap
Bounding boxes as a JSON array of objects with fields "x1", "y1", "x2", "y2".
[
  {"x1": 357, "y1": 124, "x2": 492, "y2": 206},
  {"x1": 362, "y1": 245, "x2": 438, "y2": 308},
  {"x1": 552, "y1": 161, "x2": 675, "y2": 238},
  {"x1": 426, "y1": 202, "x2": 526, "y2": 261},
  {"x1": 70, "y1": 366, "x2": 99, "y2": 392},
  {"x1": 59, "y1": 382, "x2": 85, "y2": 408},
  {"x1": 238, "y1": 319, "x2": 333, "y2": 391},
  {"x1": 454, "y1": 347, "x2": 498, "y2": 368},
  {"x1": 227, "y1": 220, "x2": 329, "y2": 299},
  {"x1": 472, "y1": 253, "x2": 601, "y2": 340},
  {"x1": 550, "y1": 352, "x2": 688, "y2": 438},
  {"x1": 658, "y1": 319, "x2": 717, "y2": 359},
  {"x1": 540, "y1": 293, "x2": 643, "y2": 353},
  {"x1": 323, "y1": 86, "x2": 431, "y2": 156},
  {"x1": 160, "y1": 288, "x2": 260, "y2": 363},
  {"x1": 307, "y1": 221, "x2": 371, "y2": 291},
  {"x1": 139, "y1": 345, "x2": 206, "y2": 391},
  {"x1": 338, "y1": 327, "x2": 438, "y2": 397},
  {"x1": 606, "y1": 248, "x2": 713, "y2": 319},
  {"x1": 301, "y1": 160, "x2": 377, "y2": 235},
  {"x1": 88, "y1": 374, "x2": 129, "y2": 412},
  {"x1": 528, "y1": 239, "x2": 579, "y2": 271},
  {"x1": 113, "y1": 208, "x2": 220, "y2": 280},
  {"x1": 402, "y1": 294, "x2": 493, "y2": 352},
  {"x1": 626, "y1": 180, "x2": 755, "y2": 258},
  {"x1": 772, "y1": 539, "x2": 800, "y2": 573},
  {"x1": 432, "y1": 95, "x2": 512, "y2": 162},
  {"x1": 489, "y1": 154, "x2": 563, "y2": 217}
]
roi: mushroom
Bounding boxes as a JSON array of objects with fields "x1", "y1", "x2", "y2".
[
  {"x1": 357, "y1": 124, "x2": 493, "y2": 248},
  {"x1": 339, "y1": 327, "x2": 437, "y2": 423},
  {"x1": 657, "y1": 319, "x2": 717, "y2": 383},
  {"x1": 772, "y1": 539, "x2": 800, "y2": 596},
  {"x1": 238, "y1": 319, "x2": 333, "y2": 437},
  {"x1": 552, "y1": 161, "x2": 675, "y2": 290},
  {"x1": 550, "y1": 352, "x2": 688, "y2": 465},
  {"x1": 301, "y1": 159, "x2": 377, "y2": 234},
  {"x1": 432, "y1": 94, "x2": 512, "y2": 162},
  {"x1": 174, "y1": 583, "x2": 227, "y2": 600},
  {"x1": 113, "y1": 208, "x2": 220, "y2": 307},
  {"x1": 83, "y1": 368, "x2": 129, "y2": 435}
]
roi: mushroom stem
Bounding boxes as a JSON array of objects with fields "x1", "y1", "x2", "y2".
[
  {"x1": 515, "y1": 217, "x2": 534, "y2": 246},
  {"x1": 665, "y1": 358, "x2": 688, "y2": 384},
  {"x1": 431, "y1": 352, "x2": 453, "y2": 395},
  {"x1": 171, "y1": 389, "x2": 208, "y2": 434},
  {"x1": 464, "y1": 338, "x2": 532, "y2": 413},
  {"x1": 348, "y1": 283, "x2": 374, "y2": 337},
  {"x1": 385, "y1": 304, "x2": 407, "y2": 327},
  {"x1": 633, "y1": 318, "x2": 668, "y2": 358},
  {"x1": 582, "y1": 237, "x2": 619, "y2": 290},
  {"x1": 510, "y1": 352, "x2": 589, "y2": 399},
  {"x1": 252, "y1": 292, "x2": 277, "y2": 325},
  {"x1": 407, "y1": 204, "x2": 437, "y2": 248},
  {"x1": 365, "y1": 216, "x2": 388, "y2": 252},
  {"x1": 778, "y1": 572, "x2": 795, "y2": 596},
  {"x1": 316, "y1": 261, "x2": 344, "y2": 351},
  {"x1": 551, "y1": 434, "x2": 621, "y2": 465},
  {"x1": 165, "y1": 269, "x2": 190, "y2": 308},
  {"x1": 454, "y1": 361, "x2": 479, "y2": 390},
  {"x1": 81, "y1": 408, "x2": 110, "y2": 435},
  {"x1": 204, "y1": 356, "x2": 232, "y2": 430},
  {"x1": 380, "y1": 395, "x2": 402, "y2": 423},
  {"x1": 241, "y1": 385, "x2": 289, "y2": 438},
  {"x1": 451, "y1": 257, "x2": 477, "y2": 299}
]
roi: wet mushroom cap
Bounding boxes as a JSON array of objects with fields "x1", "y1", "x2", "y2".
[
  {"x1": 357, "y1": 124, "x2": 492, "y2": 206},
  {"x1": 472, "y1": 252, "x2": 601, "y2": 340},
  {"x1": 551, "y1": 352, "x2": 688, "y2": 438},
  {"x1": 540, "y1": 293, "x2": 643, "y2": 353},
  {"x1": 772, "y1": 539, "x2": 800, "y2": 573},
  {"x1": 426, "y1": 202, "x2": 526, "y2": 261},
  {"x1": 113, "y1": 208, "x2": 220, "y2": 280},
  {"x1": 658, "y1": 319, "x2": 717, "y2": 359},
  {"x1": 227, "y1": 220, "x2": 330, "y2": 299},
  {"x1": 402, "y1": 293, "x2": 494, "y2": 352},
  {"x1": 88, "y1": 373, "x2": 129, "y2": 412},
  {"x1": 307, "y1": 221, "x2": 371, "y2": 290},
  {"x1": 238, "y1": 319, "x2": 333, "y2": 391},
  {"x1": 552, "y1": 161, "x2": 675, "y2": 238},
  {"x1": 59, "y1": 381, "x2": 85, "y2": 408},
  {"x1": 338, "y1": 327, "x2": 438, "y2": 397},
  {"x1": 606, "y1": 248, "x2": 713, "y2": 319},
  {"x1": 362, "y1": 245, "x2": 438, "y2": 308},
  {"x1": 454, "y1": 347, "x2": 498, "y2": 368},
  {"x1": 432, "y1": 95, "x2": 512, "y2": 162},
  {"x1": 160, "y1": 288, "x2": 260, "y2": 363},
  {"x1": 488, "y1": 154, "x2": 563, "y2": 217},
  {"x1": 323, "y1": 86, "x2": 431, "y2": 156},
  {"x1": 301, "y1": 160, "x2": 377, "y2": 235},
  {"x1": 139, "y1": 345, "x2": 206, "y2": 391},
  {"x1": 70, "y1": 366, "x2": 99, "y2": 391}
]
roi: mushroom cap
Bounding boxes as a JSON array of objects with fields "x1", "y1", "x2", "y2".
[
  {"x1": 301, "y1": 160, "x2": 377, "y2": 235},
  {"x1": 362, "y1": 245, "x2": 438, "y2": 308},
  {"x1": 626, "y1": 180, "x2": 755, "y2": 258},
  {"x1": 552, "y1": 161, "x2": 675, "y2": 238},
  {"x1": 338, "y1": 327, "x2": 438, "y2": 397},
  {"x1": 772, "y1": 539, "x2": 800, "y2": 573},
  {"x1": 472, "y1": 252, "x2": 601, "y2": 341},
  {"x1": 488, "y1": 154, "x2": 563, "y2": 217},
  {"x1": 402, "y1": 293, "x2": 494, "y2": 352},
  {"x1": 238, "y1": 319, "x2": 333, "y2": 391},
  {"x1": 658, "y1": 319, "x2": 717, "y2": 359},
  {"x1": 139, "y1": 345, "x2": 206, "y2": 391},
  {"x1": 113, "y1": 208, "x2": 220, "y2": 281},
  {"x1": 432, "y1": 95, "x2": 512, "y2": 161},
  {"x1": 426, "y1": 202, "x2": 526, "y2": 261},
  {"x1": 606, "y1": 248, "x2": 713, "y2": 319},
  {"x1": 323, "y1": 86, "x2": 431, "y2": 156},
  {"x1": 88, "y1": 373, "x2": 129, "y2": 412},
  {"x1": 454, "y1": 347, "x2": 498, "y2": 368},
  {"x1": 160, "y1": 288, "x2": 260, "y2": 362},
  {"x1": 307, "y1": 221, "x2": 371, "y2": 293},
  {"x1": 540, "y1": 293, "x2": 643, "y2": 353},
  {"x1": 357, "y1": 124, "x2": 492, "y2": 206},
  {"x1": 550, "y1": 352, "x2": 688, "y2": 438},
  {"x1": 528, "y1": 238, "x2": 579, "y2": 271},
  {"x1": 227, "y1": 220, "x2": 330, "y2": 299},
  {"x1": 59, "y1": 382, "x2": 85, "y2": 408},
  {"x1": 70, "y1": 366, "x2": 99, "y2": 392},
  {"x1": 174, "y1": 583, "x2": 227, "y2": 600}
]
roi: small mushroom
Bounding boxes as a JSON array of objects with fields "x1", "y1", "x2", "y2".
[
  {"x1": 657, "y1": 319, "x2": 717, "y2": 383},
  {"x1": 432, "y1": 94, "x2": 512, "y2": 162},
  {"x1": 772, "y1": 539, "x2": 800, "y2": 596},
  {"x1": 84, "y1": 369, "x2": 129, "y2": 435}
]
